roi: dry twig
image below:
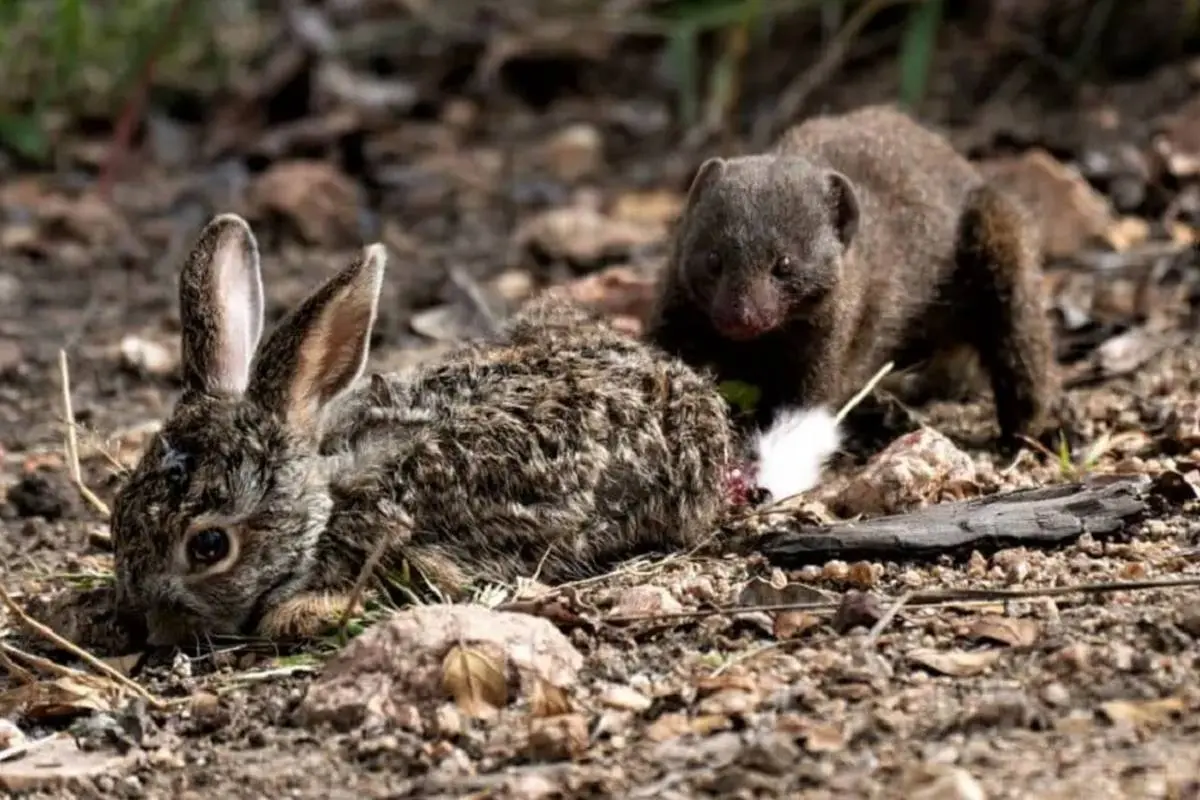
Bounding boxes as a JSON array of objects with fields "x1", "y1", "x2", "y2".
[
  {"x1": 0, "y1": 585, "x2": 163, "y2": 709},
  {"x1": 604, "y1": 575, "x2": 1200, "y2": 624},
  {"x1": 58, "y1": 350, "x2": 111, "y2": 520}
]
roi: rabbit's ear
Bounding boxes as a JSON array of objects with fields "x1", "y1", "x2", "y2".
[
  {"x1": 246, "y1": 244, "x2": 385, "y2": 428},
  {"x1": 178, "y1": 214, "x2": 265, "y2": 397}
]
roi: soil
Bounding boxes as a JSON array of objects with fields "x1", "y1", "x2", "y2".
[{"x1": 4, "y1": 4, "x2": 1200, "y2": 798}]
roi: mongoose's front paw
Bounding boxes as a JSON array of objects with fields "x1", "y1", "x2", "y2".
[{"x1": 257, "y1": 592, "x2": 356, "y2": 640}]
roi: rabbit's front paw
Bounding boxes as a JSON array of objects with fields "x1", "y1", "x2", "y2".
[{"x1": 258, "y1": 592, "x2": 356, "y2": 640}]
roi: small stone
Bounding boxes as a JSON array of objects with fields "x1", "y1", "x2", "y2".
[
  {"x1": 187, "y1": 692, "x2": 229, "y2": 733},
  {"x1": 608, "y1": 585, "x2": 683, "y2": 618},
  {"x1": 540, "y1": 124, "x2": 604, "y2": 183},
  {"x1": 119, "y1": 335, "x2": 178, "y2": 377},
  {"x1": 525, "y1": 714, "x2": 589, "y2": 761},
  {"x1": 598, "y1": 685, "x2": 652, "y2": 712},
  {"x1": 435, "y1": 703, "x2": 463, "y2": 737},
  {"x1": 1041, "y1": 682, "x2": 1070, "y2": 706},
  {"x1": 831, "y1": 591, "x2": 884, "y2": 633}
]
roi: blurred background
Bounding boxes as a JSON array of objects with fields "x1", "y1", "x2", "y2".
[{"x1": 2, "y1": 0, "x2": 1200, "y2": 452}]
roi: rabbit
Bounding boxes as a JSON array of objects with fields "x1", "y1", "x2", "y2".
[{"x1": 111, "y1": 214, "x2": 841, "y2": 647}]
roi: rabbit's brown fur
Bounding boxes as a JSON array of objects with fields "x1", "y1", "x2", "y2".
[{"x1": 112, "y1": 215, "x2": 733, "y2": 647}]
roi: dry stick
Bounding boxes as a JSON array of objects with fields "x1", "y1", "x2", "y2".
[
  {"x1": 835, "y1": 361, "x2": 896, "y2": 426},
  {"x1": 0, "y1": 646, "x2": 36, "y2": 684},
  {"x1": 0, "y1": 586, "x2": 163, "y2": 708},
  {"x1": 737, "y1": 360, "x2": 895, "y2": 521},
  {"x1": 0, "y1": 641, "x2": 91, "y2": 681},
  {"x1": 335, "y1": 523, "x2": 402, "y2": 636},
  {"x1": 862, "y1": 590, "x2": 913, "y2": 650},
  {"x1": 603, "y1": 575, "x2": 1200, "y2": 624},
  {"x1": 58, "y1": 350, "x2": 111, "y2": 519}
]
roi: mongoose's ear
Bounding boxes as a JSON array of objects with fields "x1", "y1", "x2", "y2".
[
  {"x1": 827, "y1": 171, "x2": 860, "y2": 249},
  {"x1": 686, "y1": 157, "x2": 725, "y2": 203},
  {"x1": 178, "y1": 214, "x2": 265, "y2": 399},
  {"x1": 246, "y1": 244, "x2": 386, "y2": 429}
]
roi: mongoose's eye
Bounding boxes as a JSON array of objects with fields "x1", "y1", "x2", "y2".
[
  {"x1": 705, "y1": 251, "x2": 721, "y2": 273},
  {"x1": 772, "y1": 256, "x2": 794, "y2": 277},
  {"x1": 187, "y1": 527, "x2": 230, "y2": 566}
]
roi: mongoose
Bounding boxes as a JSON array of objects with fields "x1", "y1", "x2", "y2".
[{"x1": 646, "y1": 104, "x2": 1067, "y2": 448}]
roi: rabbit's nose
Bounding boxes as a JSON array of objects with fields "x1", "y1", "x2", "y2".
[{"x1": 145, "y1": 606, "x2": 200, "y2": 648}]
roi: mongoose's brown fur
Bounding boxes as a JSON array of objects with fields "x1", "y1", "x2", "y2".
[{"x1": 646, "y1": 104, "x2": 1066, "y2": 446}]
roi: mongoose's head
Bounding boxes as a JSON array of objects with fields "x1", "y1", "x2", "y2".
[{"x1": 674, "y1": 155, "x2": 860, "y2": 341}]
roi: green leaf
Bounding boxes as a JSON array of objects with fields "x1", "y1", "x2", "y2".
[
  {"x1": 897, "y1": 0, "x2": 942, "y2": 111},
  {"x1": 0, "y1": 112, "x2": 50, "y2": 162},
  {"x1": 719, "y1": 379, "x2": 761, "y2": 413}
]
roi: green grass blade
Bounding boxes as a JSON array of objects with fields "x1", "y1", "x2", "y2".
[
  {"x1": 0, "y1": 111, "x2": 50, "y2": 162},
  {"x1": 897, "y1": 0, "x2": 942, "y2": 111}
]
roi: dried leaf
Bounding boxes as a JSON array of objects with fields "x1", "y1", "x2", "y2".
[
  {"x1": 907, "y1": 648, "x2": 1002, "y2": 677},
  {"x1": 0, "y1": 675, "x2": 124, "y2": 721},
  {"x1": 529, "y1": 678, "x2": 572, "y2": 718},
  {"x1": 1099, "y1": 696, "x2": 1187, "y2": 729},
  {"x1": 442, "y1": 644, "x2": 507, "y2": 717},
  {"x1": 964, "y1": 616, "x2": 1040, "y2": 648}
]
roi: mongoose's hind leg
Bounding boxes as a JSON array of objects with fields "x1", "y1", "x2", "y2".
[{"x1": 954, "y1": 183, "x2": 1074, "y2": 450}]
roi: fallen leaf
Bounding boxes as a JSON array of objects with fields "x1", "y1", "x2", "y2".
[
  {"x1": 0, "y1": 675, "x2": 125, "y2": 721},
  {"x1": 442, "y1": 644, "x2": 507, "y2": 718},
  {"x1": 907, "y1": 648, "x2": 1002, "y2": 677},
  {"x1": 773, "y1": 611, "x2": 821, "y2": 639},
  {"x1": 964, "y1": 616, "x2": 1040, "y2": 648},
  {"x1": 529, "y1": 678, "x2": 572, "y2": 718},
  {"x1": 1099, "y1": 696, "x2": 1187, "y2": 730}
]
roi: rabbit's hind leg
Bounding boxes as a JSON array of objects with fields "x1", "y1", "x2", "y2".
[{"x1": 257, "y1": 591, "x2": 357, "y2": 640}]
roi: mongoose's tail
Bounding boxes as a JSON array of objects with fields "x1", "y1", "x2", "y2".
[{"x1": 751, "y1": 407, "x2": 841, "y2": 500}]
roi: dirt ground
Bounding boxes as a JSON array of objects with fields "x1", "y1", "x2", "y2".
[{"x1": 5, "y1": 4, "x2": 1200, "y2": 798}]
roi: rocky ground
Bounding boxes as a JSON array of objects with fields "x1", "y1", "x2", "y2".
[{"x1": 4, "y1": 2, "x2": 1200, "y2": 798}]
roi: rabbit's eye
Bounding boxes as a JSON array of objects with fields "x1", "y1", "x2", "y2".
[{"x1": 187, "y1": 528, "x2": 230, "y2": 566}]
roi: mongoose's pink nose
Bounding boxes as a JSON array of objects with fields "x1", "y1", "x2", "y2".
[{"x1": 713, "y1": 314, "x2": 769, "y2": 341}]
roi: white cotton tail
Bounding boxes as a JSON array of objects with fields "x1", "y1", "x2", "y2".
[{"x1": 751, "y1": 406, "x2": 841, "y2": 500}]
